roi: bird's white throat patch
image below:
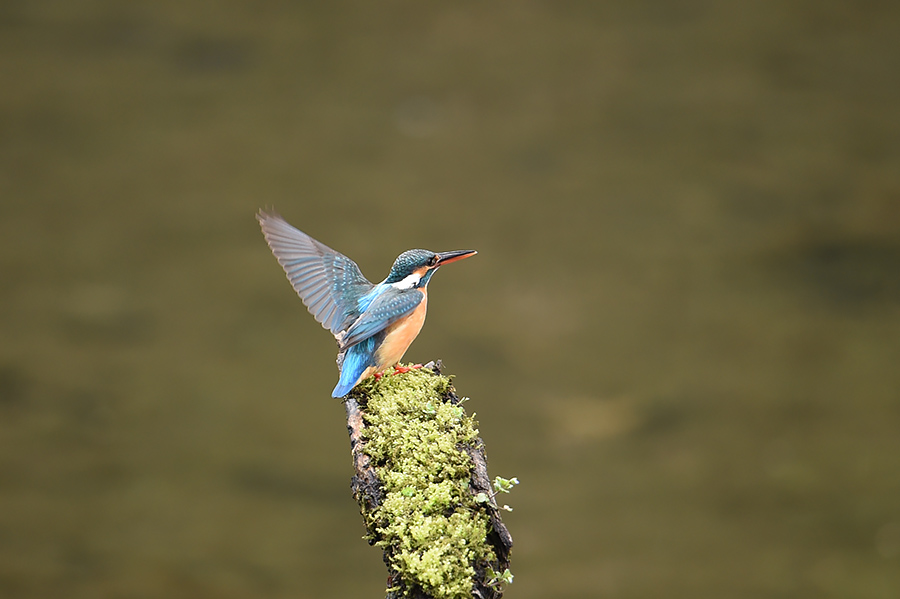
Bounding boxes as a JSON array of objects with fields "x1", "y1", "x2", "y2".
[{"x1": 390, "y1": 272, "x2": 422, "y2": 290}]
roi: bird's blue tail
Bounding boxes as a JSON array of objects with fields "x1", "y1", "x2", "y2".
[{"x1": 332, "y1": 338, "x2": 377, "y2": 398}]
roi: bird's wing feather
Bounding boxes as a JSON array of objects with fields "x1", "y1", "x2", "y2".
[
  {"x1": 257, "y1": 210, "x2": 373, "y2": 335},
  {"x1": 339, "y1": 287, "x2": 424, "y2": 350}
]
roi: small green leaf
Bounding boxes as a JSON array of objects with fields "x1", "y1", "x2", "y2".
[{"x1": 493, "y1": 476, "x2": 520, "y2": 494}]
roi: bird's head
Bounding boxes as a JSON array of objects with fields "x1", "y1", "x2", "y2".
[{"x1": 385, "y1": 248, "x2": 477, "y2": 289}]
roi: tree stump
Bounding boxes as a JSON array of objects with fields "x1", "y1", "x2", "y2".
[{"x1": 343, "y1": 361, "x2": 513, "y2": 599}]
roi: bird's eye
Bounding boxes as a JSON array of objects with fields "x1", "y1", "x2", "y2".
[{"x1": 429, "y1": 255, "x2": 439, "y2": 266}]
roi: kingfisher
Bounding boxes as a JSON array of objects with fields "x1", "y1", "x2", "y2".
[{"x1": 257, "y1": 210, "x2": 477, "y2": 398}]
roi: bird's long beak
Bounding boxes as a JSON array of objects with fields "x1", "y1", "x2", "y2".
[{"x1": 435, "y1": 249, "x2": 478, "y2": 266}]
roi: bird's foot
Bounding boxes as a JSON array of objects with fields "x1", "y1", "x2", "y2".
[
  {"x1": 392, "y1": 364, "x2": 423, "y2": 375},
  {"x1": 373, "y1": 372, "x2": 384, "y2": 381}
]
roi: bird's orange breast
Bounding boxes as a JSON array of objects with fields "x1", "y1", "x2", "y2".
[{"x1": 374, "y1": 290, "x2": 428, "y2": 370}]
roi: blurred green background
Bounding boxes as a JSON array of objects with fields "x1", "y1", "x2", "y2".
[{"x1": 2, "y1": 1, "x2": 899, "y2": 598}]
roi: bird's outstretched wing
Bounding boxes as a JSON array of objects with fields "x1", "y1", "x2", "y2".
[
  {"x1": 339, "y1": 287, "x2": 425, "y2": 350},
  {"x1": 257, "y1": 210, "x2": 373, "y2": 336}
]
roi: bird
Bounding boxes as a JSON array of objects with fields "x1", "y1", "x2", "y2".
[{"x1": 257, "y1": 210, "x2": 477, "y2": 398}]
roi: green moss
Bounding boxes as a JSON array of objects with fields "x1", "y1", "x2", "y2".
[{"x1": 355, "y1": 366, "x2": 496, "y2": 599}]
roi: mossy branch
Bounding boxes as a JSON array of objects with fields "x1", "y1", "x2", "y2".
[{"x1": 343, "y1": 361, "x2": 513, "y2": 599}]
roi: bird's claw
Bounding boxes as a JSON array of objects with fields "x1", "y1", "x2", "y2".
[{"x1": 393, "y1": 364, "x2": 423, "y2": 375}]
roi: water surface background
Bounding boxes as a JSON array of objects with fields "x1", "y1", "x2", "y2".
[{"x1": 2, "y1": 2, "x2": 899, "y2": 597}]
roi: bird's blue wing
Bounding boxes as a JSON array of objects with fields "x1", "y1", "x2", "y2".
[
  {"x1": 340, "y1": 287, "x2": 424, "y2": 350},
  {"x1": 258, "y1": 210, "x2": 373, "y2": 336}
]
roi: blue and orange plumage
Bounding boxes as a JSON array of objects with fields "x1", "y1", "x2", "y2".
[{"x1": 257, "y1": 210, "x2": 476, "y2": 397}]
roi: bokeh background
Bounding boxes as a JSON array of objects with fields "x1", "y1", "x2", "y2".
[{"x1": 2, "y1": 1, "x2": 899, "y2": 598}]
